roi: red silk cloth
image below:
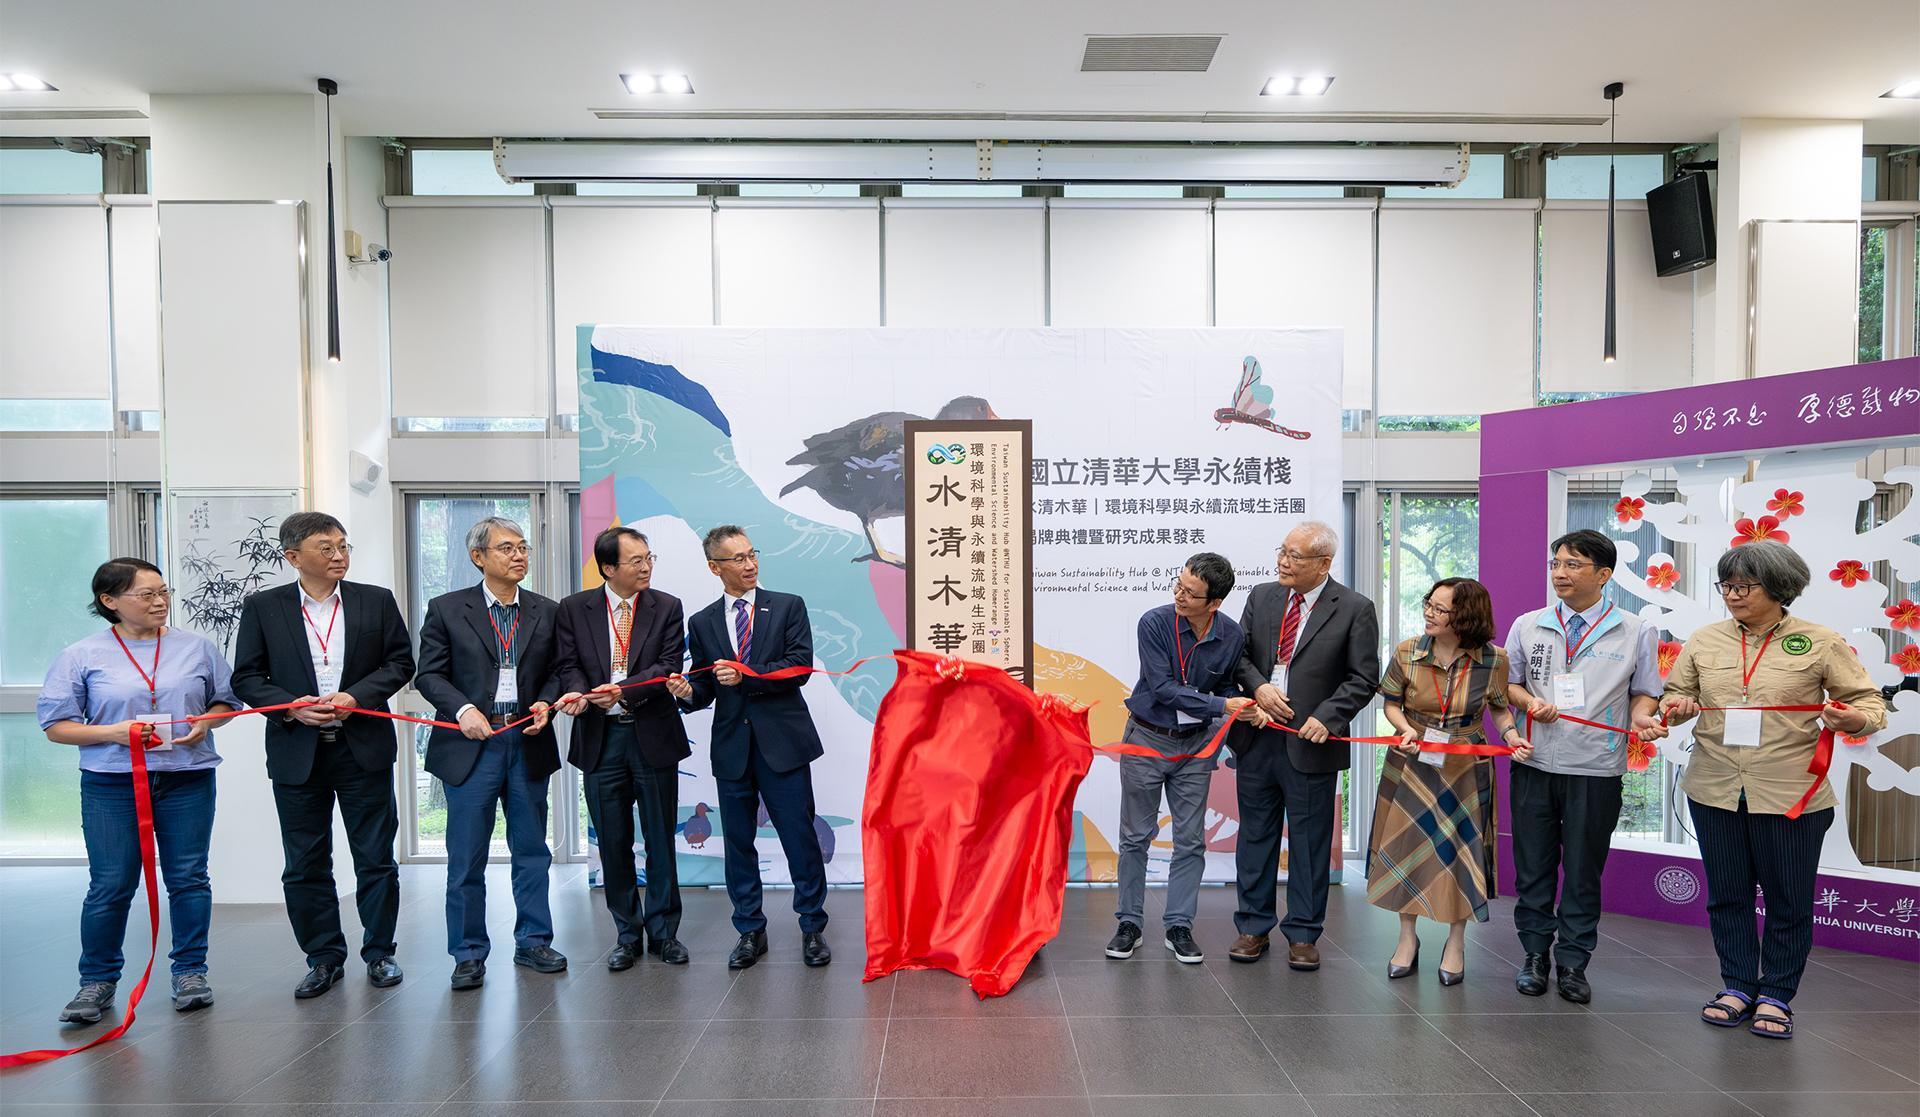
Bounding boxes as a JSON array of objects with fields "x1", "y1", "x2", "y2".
[{"x1": 861, "y1": 650, "x2": 1093, "y2": 997}]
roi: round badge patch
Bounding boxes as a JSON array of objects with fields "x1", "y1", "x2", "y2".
[
  {"x1": 1781, "y1": 633, "x2": 1813, "y2": 656},
  {"x1": 1656, "y1": 865, "x2": 1700, "y2": 904}
]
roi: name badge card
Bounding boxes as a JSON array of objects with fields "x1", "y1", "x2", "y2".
[
  {"x1": 1551, "y1": 673, "x2": 1586, "y2": 710},
  {"x1": 1721, "y1": 708, "x2": 1763, "y2": 748},
  {"x1": 1419, "y1": 725, "x2": 1450, "y2": 767},
  {"x1": 146, "y1": 719, "x2": 174, "y2": 751},
  {"x1": 495, "y1": 668, "x2": 518, "y2": 707}
]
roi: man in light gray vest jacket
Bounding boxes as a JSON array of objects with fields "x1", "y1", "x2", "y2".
[{"x1": 1504, "y1": 529, "x2": 1664, "y2": 1004}]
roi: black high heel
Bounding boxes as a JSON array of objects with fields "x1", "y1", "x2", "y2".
[
  {"x1": 1387, "y1": 943, "x2": 1420, "y2": 980},
  {"x1": 1438, "y1": 945, "x2": 1465, "y2": 986}
]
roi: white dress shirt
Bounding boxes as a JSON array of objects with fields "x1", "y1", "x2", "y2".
[
  {"x1": 605, "y1": 586, "x2": 639, "y2": 685},
  {"x1": 299, "y1": 583, "x2": 347, "y2": 726},
  {"x1": 1271, "y1": 575, "x2": 1330, "y2": 695}
]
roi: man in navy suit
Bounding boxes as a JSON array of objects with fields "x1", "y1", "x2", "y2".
[
  {"x1": 414, "y1": 516, "x2": 564, "y2": 990},
  {"x1": 666, "y1": 525, "x2": 831, "y2": 969},
  {"x1": 554, "y1": 526, "x2": 693, "y2": 969}
]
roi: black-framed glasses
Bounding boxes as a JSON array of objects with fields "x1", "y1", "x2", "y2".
[
  {"x1": 1421, "y1": 599, "x2": 1453, "y2": 617},
  {"x1": 1713, "y1": 581, "x2": 1761, "y2": 600},
  {"x1": 1170, "y1": 581, "x2": 1209, "y2": 601},
  {"x1": 714, "y1": 550, "x2": 760, "y2": 566}
]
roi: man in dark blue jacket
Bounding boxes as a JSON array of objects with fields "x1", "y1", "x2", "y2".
[{"x1": 668, "y1": 525, "x2": 831, "y2": 970}]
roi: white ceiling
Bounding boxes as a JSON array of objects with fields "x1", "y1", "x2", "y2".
[{"x1": 3, "y1": 0, "x2": 1918, "y2": 145}]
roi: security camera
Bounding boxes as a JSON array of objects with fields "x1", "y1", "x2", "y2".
[{"x1": 367, "y1": 244, "x2": 392, "y2": 263}]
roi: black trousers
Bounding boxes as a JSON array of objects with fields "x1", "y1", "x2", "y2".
[
  {"x1": 1689, "y1": 797, "x2": 1833, "y2": 1003},
  {"x1": 585, "y1": 720, "x2": 682, "y2": 945},
  {"x1": 1233, "y1": 743, "x2": 1339, "y2": 944},
  {"x1": 1509, "y1": 762, "x2": 1623, "y2": 969},
  {"x1": 272, "y1": 739, "x2": 400, "y2": 968},
  {"x1": 716, "y1": 733, "x2": 828, "y2": 936}
]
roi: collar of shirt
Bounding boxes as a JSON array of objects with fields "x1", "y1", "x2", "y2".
[
  {"x1": 604, "y1": 585, "x2": 637, "y2": 614},
  {"x1": 1173, "y1": 607, "x2": 1227, "y2": 648},
  {"x1": 483, "y1": 582, "x2": 521, "y2": 610},
  {"x1": 1412, "y1": 634, "x2": 1487, "y2": 666},
  {"x1": 724, "y1": 587, "x2": 758, "y2": 613},
  {"x1": 1288, "y1": 576, "x2": 1330, "y2": 611},
  {"x1": 1736, "y1": 611, "x2": 1791, "y2": 639},
  {"x1": 301, "y1": 584, "x2": 342, "y2": 612},
  {"x1": 1561, "y1": 595, "x2": 1609, "y2": 629}
]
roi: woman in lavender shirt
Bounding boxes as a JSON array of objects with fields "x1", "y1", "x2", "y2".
[{"x1": 37, "y1": 558, "x2": 239, "y2": 1025}]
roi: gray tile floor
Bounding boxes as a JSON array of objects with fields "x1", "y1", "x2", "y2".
[{"x1": 0, "y1": 864, "x2": 1914, "y2": 1115}]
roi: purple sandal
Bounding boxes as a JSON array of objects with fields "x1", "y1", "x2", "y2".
[
  {"x1": 1749, "y1": 996, "x2": 1794, "y2": 1039},
  {"x1": 1700, "y1": 989, "x2": 1754, "y2": 1027}
]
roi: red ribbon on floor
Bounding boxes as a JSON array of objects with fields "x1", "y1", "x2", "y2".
[{"x1": 0, "y1": 726, "x2": 160, "y2": 1069}]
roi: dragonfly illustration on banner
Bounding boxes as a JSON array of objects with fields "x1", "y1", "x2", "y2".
[{"x1": 1213, "y1": 356, "x2": 1311, "y2": 440}]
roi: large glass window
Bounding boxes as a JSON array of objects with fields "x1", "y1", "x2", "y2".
[
  {"x1": 409, "y1": 149, "x2": 533, "y2": 196},
  {"x1": 0, "y1": 147, "x2": 103, "y2": 194},
  {"x1": 1860, "y1": 223, "x2": 1888, "y2": 363},
  {"x1": 1380, "y1": 492, "x2": 1481, "y2": 653},
  {"x1": 899, "y1": 183, "x2": 1024, "y2": 198},
  {"x1": 1544, "y1": 153, "x2": 1667, "y2": 200},
  {"x1": 0, "y1": 399, "x2": 114, "y2": 432},
  {"x1": 403, "y1": 493, "x2": 539, "y2": 635}
]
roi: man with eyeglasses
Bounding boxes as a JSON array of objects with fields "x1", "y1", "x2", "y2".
[
  {"x1": 553, "y1": 526, "x2": 693, "y2": 968},
  {"x1": 666, "y1": 526, "x2": 833, "y2": 969},
  {"x1": 415, "y1": 516, "x2": 566, "y2": 989},
  {"x1": 1108, "y1": 553, "x2": 1267, "y2": 964},
  {"x1": 1225, "y1": 521, "x2": 1380, "y2": 969},
  {"x1": 234, "y1": 511, "x2": 416, "y2": 998},
  {"x1": 1502, "y1": 529, "x2": 1664, "y2": 1003}
]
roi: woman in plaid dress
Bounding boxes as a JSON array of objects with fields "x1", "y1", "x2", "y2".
[{"x1": 1367, "y1": 577, "x2": 1532, "y2": 985}]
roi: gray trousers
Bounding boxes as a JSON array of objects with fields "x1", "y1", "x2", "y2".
[{"x1": 1115, "y1": 717, "x2": 1217, "y2": 930}]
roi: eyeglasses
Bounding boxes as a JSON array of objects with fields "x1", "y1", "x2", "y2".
[
  {"x1": 1421, "y1": 599, "x2": 1453, "y2": 617},
  {"x1": 1713, "y1": 581, "x2": 1761, "y2": 600},
  {"x1": 299, "y1": 543, "x2": 353, "y2": 559},
  {"x1": 713, "y1": 550, "x2": 760, "y2": 566},
  {"x1": 614, "y1": 555, "x2": 657, "y2": 569},
  {"x1": 1547, "y1": 559, "x2": 1595, "y2": 572},
  {"x1": 488, "y1": 542, "x2": 531, "y2": 558},
  {"x1": 1277, "y1": 548, "x2": 1331, "y2": 564},
  {"x1": 1170, "y1": 581, "x2": 1209, "y2": 601},
  {"x1": 119, "y1": 587, "x2": 172, "y2": 602}
]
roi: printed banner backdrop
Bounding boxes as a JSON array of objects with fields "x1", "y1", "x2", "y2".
[{"x1": 578, "y1": 327, "x2": 1343, "y2": 884}]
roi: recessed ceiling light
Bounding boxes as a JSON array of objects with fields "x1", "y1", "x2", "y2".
[
  {"x1": 1261, "y1": 75, "x2": 1333, "y2": 97},
  {"x1": 5, "y1": 74, "x2": 54, "y2": 91},
  {"x1": 1884, "y1": 79, "x2": 1920, "y2": 99},
  {"x1": 621, "y1": 72, "x2": 694, "y2": 95}
]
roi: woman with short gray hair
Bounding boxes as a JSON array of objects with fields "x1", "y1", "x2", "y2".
[{"x1": 1658, "y1": 541, "x2": 1885, "y2": 1039}]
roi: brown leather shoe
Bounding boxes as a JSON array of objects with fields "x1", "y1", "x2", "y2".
[
  {"x1": 1228, "y1": 933, "x2": 1270, "y2": 963},
  {"x1": 1287, "y1": 941, "x2": 1321, "y2": 971}
]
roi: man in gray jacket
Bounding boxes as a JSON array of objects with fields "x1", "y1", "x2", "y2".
[{"x1": 1504, "y1": 529, "x2": 1665, "y2": 1004}]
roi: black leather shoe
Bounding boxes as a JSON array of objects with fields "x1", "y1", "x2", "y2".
[
  {"x1": 1515, "y1": 952, "x2": 1550, "y2": 997},
  {"x1": 513, "y1": 945, "x2": 568, "y2": 973},
  {"x1": 728, "y1": 931, "x2": 769, "y2": 970},
  {"x1": 607, "y1": 943, "x2": 639, "y2": 971},
  {"x1": 1104, "y1": 920, "x2": 1143, "y2": 960},
  {"x1": 367, "y1": 957, "x2": 403, "y2": 988},
  {"x1": 450, "y1": 959, "x2": 485, "y2": 990},
  {"x1": 1556, "y1": 965, "x2": 1592, "y2": 1004},
  {"x1": 802, "y1": 932, "x2": 832, "y2": 968},
  {"x1": 654, "y1": 938, "x2": 690, "y2": 965},
  {"x1": 294, "y1": 963, "x2": 343, "y2": 999}
]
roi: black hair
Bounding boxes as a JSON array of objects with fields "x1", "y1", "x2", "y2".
[
  {"x1": 279, "y1": 511, "x2": 346, "y2": 551},
  {"x1": 703, "y1": 524, "x2": 748, "y2": 561},
  {"x1": 1551, "y1": 529, "x2": 1616, "y2": 571},
  {"x1": 593, "y1": 526, "x2": 650, "y2": 577},
  {"x1": 1183, "y1": 552, "x2": 1235, "y2": 601},
  {"x1": 90, "y1": 557, "x2": 164, "y2": 623}
]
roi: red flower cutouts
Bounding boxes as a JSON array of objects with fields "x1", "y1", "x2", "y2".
[
  {"x1": 1613, "y1": 496, "x2": 1645, "y2": 524},
  {"x1": 1656, "y1": 640, "x2": 1683, "y2": 678},
  {"x1": 1764, "y1": 489, "x2": 1805, "y2": 519},
  {"x1": 1894, "y1": 645, "x2": 1920, "y2": 675},
  {"x1": 1644, "y1": 562, "x2": 1679, "y2": 592},
  {"x1": 1887, "y1": 600, "x2": 1920, "y2": 632},
  {"x1": 1627, "y1": 734, "x2": 1658, "y2": 772},
  {"x1": 1828, "y1": 560, "x2": 1870, "y2": 588},
  {"x1": 1730, "y1": 516, "x2": 1789, "y2": 547}
]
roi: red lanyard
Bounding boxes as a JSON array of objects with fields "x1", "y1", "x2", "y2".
[
  {"x1": 300, "y1": 596, "x2": 340, "y2": 667},
  {"x1": 489, "y1": 603, "x2": 520, "y2": 666},
  {"x1": 1739, "y1": 626, "x2": 1775, "y2": 699},
  {"x1": 1556, "y1": 602, "x2": 1614, "y2": 666},
  {"x1": 1428, "y1": 659, "x2": 1462, "y2": 721},
  {"x1": 110, "y1": 628, "x2": 162, "y2": 712},
  {"x1": 1172, "y1": 614, "x2": 1196, "y2": 684}
]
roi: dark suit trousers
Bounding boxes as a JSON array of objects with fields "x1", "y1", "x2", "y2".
[
  {"x1": 271, "y1": 740, "x2": 400, "y2": 968},
  {"x1": 1690, "y1": 797, "x2": 1832, "y2": 1003},
  {"x1": 1509, "y1": 762, "x2": 1623, "y2": 968},
  {"x1": 715, "y1": 730, "x2": 828, "y2": 935},
  {"x1": 586, "y1": 720, "x2": 682, "y2": 945},
  {"x1": 1233, "y1": 743, "x2": 1338, "y2": 943}
]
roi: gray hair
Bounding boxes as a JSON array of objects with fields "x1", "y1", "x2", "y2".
[
  {"x1": 1717, "y1": 541, "x2": 1809, "y2": 607},
  {"x1": 702, "y1": 523, "x2": 748, "y2": 561},
  {"x1": 279, "y1": 510, "x2": 345, "y2": 551},
  {"x1": 466, "y1": 516, "x2": 525, "y2": 559},
  {"x1": 1288, "y1": 520, "x2": 1340, "y2": 557}
]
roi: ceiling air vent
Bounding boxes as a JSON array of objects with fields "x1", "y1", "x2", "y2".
[{"x1": 1080, "y1": 35, "x2": 1222, "y2": 73}]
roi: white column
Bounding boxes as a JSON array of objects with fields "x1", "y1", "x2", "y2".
[{"x1": 1708, "y1": 118, "x2": 1865, "y2": 381}]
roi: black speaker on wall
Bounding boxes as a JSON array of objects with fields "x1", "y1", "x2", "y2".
[{"x1": 1646, "y1": 172, "x2": 1715, "y2": 276}]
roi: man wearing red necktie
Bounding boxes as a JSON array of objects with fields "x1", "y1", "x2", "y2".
[{"x1": 1225, "y1": 522, "x2": 1381, "y2": 969}]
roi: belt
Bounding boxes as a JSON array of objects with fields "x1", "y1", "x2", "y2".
[
  {"x1": 1130, "y1": 716, "x2": 1209, "y2": 739},
  {"x1": 316, "y1": 727, "x2": 342, "y2": 744},
  {"x1": 487, "y1": 712, "x2": 517, "y2": 728},
  {"x1": 612, "y1": 713, "x2": 636, "y2": 725}
]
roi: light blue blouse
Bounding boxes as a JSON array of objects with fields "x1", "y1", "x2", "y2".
[{"x1": 37, "y1": 628, "x2": 240, "y2": 774}]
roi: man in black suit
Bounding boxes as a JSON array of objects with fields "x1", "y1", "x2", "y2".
[
  {"x1": 233, "y1": 511, "x2": 415, "y2": 998},
  {"x1": 414, "y1": 515, "x2": 564, "y2": 990},
  {"x1": 554, "y1": 526, "x2": 692, "y2": 969},
  {"x1": 666, "y1": 525, "x2": 831, "y2": 970},
  {"x1": 1226, "y1": 521, "x2": 1381, "y2": 970}
]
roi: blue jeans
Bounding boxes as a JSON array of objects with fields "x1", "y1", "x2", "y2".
[
  {"x1": 78, "y1": 767, "x2": 216, "y2": 984},
  {"x1": 442, "y1": 730, "x2": 553, "y2": 961}
]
